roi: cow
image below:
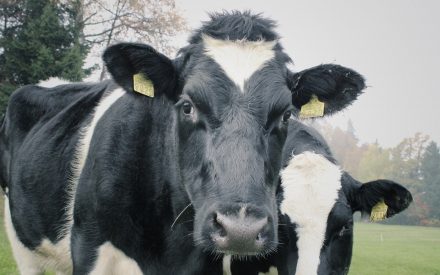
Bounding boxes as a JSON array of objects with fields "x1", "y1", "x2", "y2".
[
  {"x1": 220, "y1": 119, "x2": 413, "y2": 275},
  {"x1": 1, "y1": 11, "x2": 367, "y2": 274}
]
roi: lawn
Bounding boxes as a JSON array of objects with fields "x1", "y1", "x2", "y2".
[
  {"x1": 1, "y1": 195, "x2": 439, "y2": 274},
  {"x1": 350, "y1": 222, "x2": 440, "y2": 275},
  {"x1": 0, "y1": 196, "x2": 17, "y2": 275}
]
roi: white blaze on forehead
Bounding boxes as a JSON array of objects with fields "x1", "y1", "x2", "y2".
[
  {"x1": 280, "y1": 152, "x2": 342, "y2": 275},
  {"x1": 203, "y1": 35, "x2": 276, "y2": 92}
]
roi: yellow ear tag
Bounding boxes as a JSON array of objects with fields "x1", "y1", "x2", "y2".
[
  {"x1": 133, "y1": 73, "x2": 154, "y2": 97},
  {"x1": 299, "y1": 95, "x2": 325, "y2": 119},
  {"x1": 370, "y1": 200, "x2": 388, "y2": 222}
]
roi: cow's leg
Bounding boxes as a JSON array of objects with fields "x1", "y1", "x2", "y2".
[
  {"x1": 71, "y1": 224, "x2": 142, "y2": 275},
  {"x1": 4, "y1": 196, "x2": 44, "y2": 275},
  {"x1": 71, "y1": 226, "x2": 141, "y2": 275},
  {"x1": 70, "y1": 224, "x2": 99, "y2": 275}
]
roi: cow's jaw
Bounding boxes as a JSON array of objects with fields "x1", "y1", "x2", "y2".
[{"x1": 280, "y1": 152, "x2": 342, "y2": 275}]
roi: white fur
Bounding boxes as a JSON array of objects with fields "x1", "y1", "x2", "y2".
[
  {"x1": 64, "y1": 88, "x2": 125, "y2": 236},
  {"x1": 4, "y1": 196, "x2": 71, "y2": 274},
  {"x1": 222, "y1": 254, "x2": 232, "y2": 275},
  {"x1": 280, "y1": 152, "x2": 342, "y2": 275},
  {"x1": 36, "y1": 238, "x2": 71, "y2": 273},
  {"x1": 89, "y1": 242, "x2": 142, "y2": 275},
  {"x1": 37, "y1": 77, "x2": 71, "y2": 88},
  {"x1": 203, "y1": 35, "x2": 276, "y2": 92},
  {"x1": 258, "y1": 266, "x2": 279, "y2": 275}
]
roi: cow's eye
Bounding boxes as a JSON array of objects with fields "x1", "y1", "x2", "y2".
[
  {"x1": 182, "y1": 102, "x2": 194, "y2": 115},
  {"x1": 282, "y1": 110, "x2": 292, "y2": 122}
]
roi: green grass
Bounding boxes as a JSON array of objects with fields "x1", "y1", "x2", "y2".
[
  {"x1": 0, "y1": 197, "x2": 439, "y2": 275},
  {"x1": 0, "y1": 196, "x2": 18, "y2": 275},
  {"x1": 350, "y1": 223, "x2": 440, "y2": 275}
]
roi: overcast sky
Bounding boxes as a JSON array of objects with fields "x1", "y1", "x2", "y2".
[{"x1": 174, "y1": 0, "x2": 440, "y2": 148}]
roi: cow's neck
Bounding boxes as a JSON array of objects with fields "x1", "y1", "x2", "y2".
[{"x1": 134, "y1": 92, "x2": 197, "y2": 248}]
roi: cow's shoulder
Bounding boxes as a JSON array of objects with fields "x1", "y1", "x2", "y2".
[{"x1": 6, "y1": 80, "x2": 114, "y2": 134}]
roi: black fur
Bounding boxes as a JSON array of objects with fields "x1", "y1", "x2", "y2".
[
  {"x1": 103, "y1": 43, "x2": 178, "y2": 99},
  {"x1": 288, "y1": 64, "x2": 366, "y2": 115},
  {"x1": 189, "y1": 11, "x2": 279, "y2": 43},
  {"x1": 0, "y1": 114, "x2": 7, "y2": 194}
]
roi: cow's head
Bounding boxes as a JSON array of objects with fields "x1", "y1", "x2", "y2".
[
  {"x1": 280, "y1": 152, "x2": 412, "y2": 274},
  {"x1": 103, "y1": 11, "x2": 365, "y2": 257}
]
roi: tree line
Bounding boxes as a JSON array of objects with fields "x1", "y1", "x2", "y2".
[
  {"x1": 0, "y1": 0, "x2": 186, "y2": 115},
  {"x1": 315, "y1": 120, "x2": 440, "y2": 226}
]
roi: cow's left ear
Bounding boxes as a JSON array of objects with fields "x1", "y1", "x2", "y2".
[
  {"x1": 287, "y1": 64, "x2": 366, "y2": 116},
  {"x1": 350, "y1": 179, "x2": 413, "y2": 219},
  {"x1": 103, "y1": 43, "x2": 179, "y2": 99}
]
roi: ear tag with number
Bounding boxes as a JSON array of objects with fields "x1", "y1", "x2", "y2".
[
  {"x1": 370, "y1": 200, "x2": 388, "y2": 222},
  {"x1": 299, "y1": 95, "x2": 325, "y2": 119},
  {"x1": 133, "y1": 73, "x2": 154, "y2": 97}
]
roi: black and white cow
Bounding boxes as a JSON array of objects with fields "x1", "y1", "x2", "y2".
[
  {"x1": 221, "y1": 119, "x2": 413, "y2": 275},
  {"x1": 1, "y1": 12, "x2": 366, "y2": 274}
]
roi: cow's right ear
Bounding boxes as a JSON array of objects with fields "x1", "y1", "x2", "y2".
[
  {"x1": 349, "y1": 179, "x2": 413, "y2": 219},
  {"x1": 287, "y1": 64, "x2": 366, "y2": 116},
  {"x1": 103, "y1": 43, "x2": 179, "y2": 99}
]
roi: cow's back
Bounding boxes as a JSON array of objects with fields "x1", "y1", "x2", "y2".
[{"x1": 1, "y1": 81, "x2": 112, "y2": 248}]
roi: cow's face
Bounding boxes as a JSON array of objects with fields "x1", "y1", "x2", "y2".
[
  {"x1": 103, "y1": 13, "x2": 366, "y2": 257},
  {"x1": 280, "y1": 153, "x2": 412, "y2": 274},
  {"x1": 175, "y1": 36, "x2": 292, "y2": 256}
]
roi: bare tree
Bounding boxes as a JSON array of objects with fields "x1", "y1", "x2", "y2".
[{"x1": 78, "y1": 0, "x2": 187, "y2": 79}]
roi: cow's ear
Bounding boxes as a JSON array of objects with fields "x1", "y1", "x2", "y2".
[
  {"x1": 103, "y1": 43, "x2": 178, "y2": 99},
  {"x1": 287, "y1": 64, "x2": 366, "y2": 116},
  {"x1": 350, "y1": 179, "x2": 413, "y2": 219}
]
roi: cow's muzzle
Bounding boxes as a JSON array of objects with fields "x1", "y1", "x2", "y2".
[{"x1": 202, "y1": 204, "x2": 276, "y2": 255}]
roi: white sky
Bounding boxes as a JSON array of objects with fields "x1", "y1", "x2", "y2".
[{"x1": 174, "y1": 0, "x2": 440, "y2": 148}]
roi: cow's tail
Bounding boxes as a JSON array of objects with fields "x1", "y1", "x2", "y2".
[{"x1": 0, "y1": 113, "x2": 9, "y2": 195}]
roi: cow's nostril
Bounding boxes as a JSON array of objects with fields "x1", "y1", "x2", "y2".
[
  {"x1": 213, "y1": 213, "x2": 227, "y2": 237},
  {"x1": 210, "y1": 210, "x2": 271, "y2": 254}
]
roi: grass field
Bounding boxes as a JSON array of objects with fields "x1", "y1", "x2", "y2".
[
  {"x1": 350, "y1": 223, "x2": 440, "y2": 275},
  {"x1": 1, "y1": 196, "x2": 439, "y2": 274}
]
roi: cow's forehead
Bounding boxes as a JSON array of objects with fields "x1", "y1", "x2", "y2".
[
  {"x1": 202, "y1": 35, "x2": 277, "y2": 92},
  {"x1": 180, "y1": 37, "x2": 291, "y2": 122}
]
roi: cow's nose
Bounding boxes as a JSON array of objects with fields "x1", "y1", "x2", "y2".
[{"x1": 211, "y1": 211, "x2": 269, "y2": 254}]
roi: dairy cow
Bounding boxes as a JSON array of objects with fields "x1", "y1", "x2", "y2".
[
  {"x1": 222, "y1": 120, "x2": 413, "y2": 275},
  {"x1": 0, "y1": 12, "x2": 366, "y2": 274}
]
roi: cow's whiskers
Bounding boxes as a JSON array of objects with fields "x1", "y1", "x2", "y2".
[{"x1": 170, "y1": 203, "x2": 192, "y2": 230}]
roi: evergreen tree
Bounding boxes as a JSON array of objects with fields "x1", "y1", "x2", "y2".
[
  {"x1": 1, "y1": 0, "x2": 89, "y2": 84},
  {"x1": 0, "y1": 0, "x2": 89, "y2": 114}
]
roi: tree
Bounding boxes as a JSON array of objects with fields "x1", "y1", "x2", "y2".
[
  {"x1": 388, "y1": 133, "x2": 429, "y2": 187},
  {"x1": 383, "y1": 133, "x2": 430, "y2": 225},
  {"x1": 0, "y1": 0, "x2": 90, "y2": 114},
  {"x1": 80, "y1": 0, "x2": 187, "y2": 79},
  {"x1": 357, "y1": 142, "x2": 392, "y2": 182},
  {"x1": 1, "y1": 0, "x2": 89, "y2": 84},
  {"x1": 420, "y1": 141, "x2": 440, "y2": 222},
  {"x1": 315, "y1": 120, "x2": 364, "y2": 177}
]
